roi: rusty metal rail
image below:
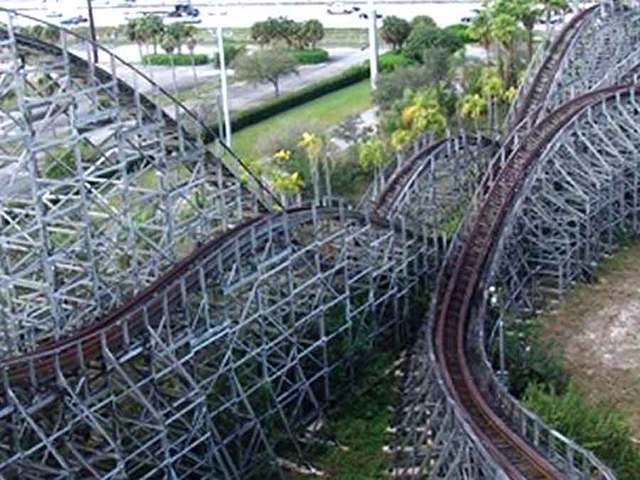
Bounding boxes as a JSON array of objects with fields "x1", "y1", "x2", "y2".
[
  {"x1": 508, "y1": 5, "x2": 598, "y2": 129},
  {"x1": 433, "y1": 85, "x2": 632, "y2": 478}
]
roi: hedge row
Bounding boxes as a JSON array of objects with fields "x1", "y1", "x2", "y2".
[
  {"x1": 281, "y1": 48, "x2": 330, "y2": 64},
  {"x1": 202, "y1": 51, "x2": 412, "y2": 143},
  {"x1": 143, "y1": 53, "x2": 210, "y2": 66}
]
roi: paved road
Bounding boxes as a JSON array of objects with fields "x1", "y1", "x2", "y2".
[
  {"x1": 77, "y1": 43, "x2": 372, "y2": 112},
  {"x1": 226, "y1": 47, "x2": 371, "y2": 111}
]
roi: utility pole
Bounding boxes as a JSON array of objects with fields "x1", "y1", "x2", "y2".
[
  {"x1": 86, "y1": 0, "x2": 99, "y2": 63},
  {"x1": 216, "y1": 20, "x2": 231, "y2": 147},
  {"x1": 367, "y1": 0, "x2": 379, "y2": 90}
]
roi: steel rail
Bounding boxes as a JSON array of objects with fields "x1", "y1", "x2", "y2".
[{"x1": 433, "y1": 84, "x2": 633, "y2": 478}]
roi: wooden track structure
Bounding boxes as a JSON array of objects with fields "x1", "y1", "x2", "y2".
[{"x1": 2, "y1": 3, "x2": 640, "y2": 478}]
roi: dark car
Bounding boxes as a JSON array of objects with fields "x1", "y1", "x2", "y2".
[
  {"x1": 61, "y1": 15, "x2": 88, "y2": 25},
  {"x1": 167, "y1": 4, "x2": 200, "y2": 17}
]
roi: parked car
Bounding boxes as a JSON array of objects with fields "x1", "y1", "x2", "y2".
[
  {"x1": 61, "y1": 16, "x2": 88, "y2": 25},
  {"x1": 167, "y1": 4, "x2": 200, "y2": 17}
]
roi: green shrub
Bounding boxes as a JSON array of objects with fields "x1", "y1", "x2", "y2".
[
  {"x1": 502, "y1": 318, "x2": 568, "y2": 398},
  {"x1": 444, "y1": 24, "x2": 475, "y2": 44},
  {"x1": 378, "y1": 51, "x2": 415, "y2": 71},
  {"x1": 142, "y1": 53, "x2": 210, "y2": 66},
  {"x1": 280, "y1": 48, "x2": 329, "y2": 64},
  {"x1": 524, "y1": 383, "x2": 640, "y2": 480}
]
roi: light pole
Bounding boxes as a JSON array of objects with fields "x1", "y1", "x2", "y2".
[
  {"x1": 86, "y1": 0, "x2": 99, "y2": 63},
  {"x1": 214, "y1": 5, "x2": 232, "y2": 147},
  {"x1": 367, "y1": 0, "x2": 379, "y2": 90}
]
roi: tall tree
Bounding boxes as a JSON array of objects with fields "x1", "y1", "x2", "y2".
[
  {"x1": 143, "y1": 15, "x2": 165, "y2": 55},
  {"x1": 470, "y1": 10, "x2": 494, "y2": 60},
  {"x1": 380, "y1": 16, "x2": 411, "y2": 51},
  {"x1": 302, "y1": 20, "x2": 324, "y2": 49},
  {"x1": 404, "y1": 24, "x2": 464, "y2": 62},
  {"x1": 165, "y1": 23, "x2": 193, "y2": 53},
  {"x1": 410, "y1": 15, "x2": 437, "y2": 30},
  {"x1": 186, "y1": 35, "x2": 198, "y2": 80},
  {"x1": 273, "y1": 17, "x2": 297, "y2": 47},
  {"x1": 234, "y1": 49, "x2": 298, "y2": 97},
  {"x1": 251, "y1": 20, "x2": 274, "y2": 47},
  {"x1": 126, "y1": 18, "x2": 146, "y2": 62},
  {"x1": 509, "y1": 0, "x2": 543, "y2": 60},
  {"x1": 489, "y1": 13, "x2": 522, "y2": 87}
]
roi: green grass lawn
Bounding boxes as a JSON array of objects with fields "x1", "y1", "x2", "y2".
[{"x1": 230, "y1": 80, "x2": 372, "y2": 160}]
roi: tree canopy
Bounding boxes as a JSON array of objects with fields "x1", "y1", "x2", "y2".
[
  {"x1": 403, "y1": 24, "x2": 464, "y2": 62},
  {"x1": 380, "y1": 16, "x2": 411, "y2": 51},
  {"x1": 251, "y1": 17, "x2": 325, "y2": 49},
  {"x1": 234, "y1": 49, "x2": 298, "y2": 97}
]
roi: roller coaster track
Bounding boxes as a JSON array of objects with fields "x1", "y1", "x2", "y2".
[
  {"x1": 0, "y1": 4, "x2": 634, "y2": 479},
  {"x1": 1, "y1": 205, "x2": 413, "y2": 384},
  {"x1": 373, "y1": 133, "x2": 496, "y2": 223},
  {"x1": 2, "y1": 17, "x2": 275, "y2": 207},
  {"x1": 430, "y1": 85, "x2": 631, "y2": 479},
  {"x1": 1, "y1": 202, "x2": 431, "y2": 478},
  {"x1": 0, "y1": 10, "x2": 283, "y2": 356},
  {"x1": 508, "y1": 5, "x2": 598, "y2": 129}
]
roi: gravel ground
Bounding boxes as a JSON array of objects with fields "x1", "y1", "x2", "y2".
[{"x1": 540, "y1": 242, "x2": 640, "y2": 441}]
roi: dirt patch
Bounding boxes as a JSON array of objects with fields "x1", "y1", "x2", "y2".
[{"x1": 540, "y1": 242, "x2": 640, "y2": 441}]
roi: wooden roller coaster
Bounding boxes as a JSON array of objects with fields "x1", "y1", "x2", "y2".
[{"x1": 434, "y1": 84, "x2": 633, "y2": 479}]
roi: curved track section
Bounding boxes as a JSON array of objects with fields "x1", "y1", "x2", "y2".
[
  {"x1": 478, "y1": 84, "x2": 640, "y2": 443},
  {"x1": 0, "y1": 10, "x2": 274, "y2": 357},
  {"x1": 373, "y1": 132, "x2": 497, "y2": 230},
  {"x1": 391, "y1": 87, "x2": 626, "y2": 478},
  {"x1": 0, "y1": 205, "x2": 432, "y2": 478},
  {"x1": 540, "y1": 4, "x2": 640, "y2": 116},
  {"x1": 508, "y1": 2, "x2": 640, "y2": 131}
]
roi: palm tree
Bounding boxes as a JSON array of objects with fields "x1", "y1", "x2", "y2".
[
  {"x1": 511, "y1": 0, "x2": 543, "y2": 60},
  {"x1": 144, "y1": 15, "x2": 165, "y2": 55},
  {"x1": 161, "y1": 34, "x2": 177, "y2": 54},
  {"x1": 470, "y1": 10, "x2": 494, "y2": 62},
  {"x1": 186, "y1": 35, "x2": 198, "y2": 81},
  {"x1": 481, "y1": 68, "x2": 504, "y2": 131},
  {"x1": 489, "y1": 13, "x2": 522, "y2": 87},
  {"x1": 126, "y1": 18, "x2": 146, "y2": 62}
]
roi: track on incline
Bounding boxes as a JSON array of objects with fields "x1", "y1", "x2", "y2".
[
  {"x1": 434, "y1": 85, "x2": 635, "y2": 478},
  {"x1": 508, "y1": 5, "x2": 597, "y2": 129}
]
